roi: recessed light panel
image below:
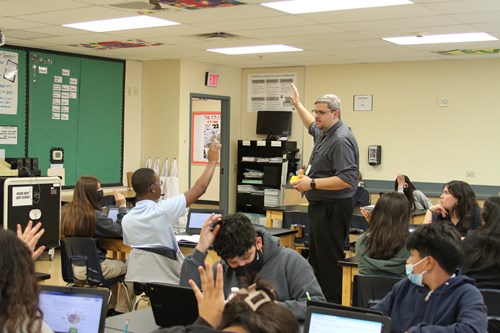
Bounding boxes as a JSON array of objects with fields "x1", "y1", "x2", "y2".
[
  {"x1": 207, "y1": 44, "x2": 303, "y2": 55},
  {"x1": 383, "y1": 32, "x2": 498, "y2": 45},
  {"x1": 63, "y1": 16, "x2": 179, "y2": 32},
  {"x1": 261, "y1": 0, "x2": 413, "y2": 14}
]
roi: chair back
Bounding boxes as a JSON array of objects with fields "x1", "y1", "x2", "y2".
[
  {"x1": 352, "y1": 274, "x2": 402, "y2": 308},
  {"x1": 479, "y1": 288, "x2": 500, "y2": 333},
  {"x1": 60, "y1": 237, "x2": 106, "y2": 286}
]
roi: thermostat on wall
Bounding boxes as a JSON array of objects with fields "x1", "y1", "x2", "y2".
[{"x1": 50, "y1": 147, "x2": 64, "y2": 164}]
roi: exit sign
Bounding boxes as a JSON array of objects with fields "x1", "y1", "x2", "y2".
[{"x1": 205, "y1": 72, "x2": 220, "y2": 87}]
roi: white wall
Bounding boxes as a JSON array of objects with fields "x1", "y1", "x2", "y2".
[{"x1": 303, "y1": 59, "x2": 500, "y2": 186}]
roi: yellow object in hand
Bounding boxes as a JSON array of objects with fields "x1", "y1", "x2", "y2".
[{"x1": 290, "y1": 175, "x2": 300, "y2": 183}]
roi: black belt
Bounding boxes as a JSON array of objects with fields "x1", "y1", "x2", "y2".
[{"x1": 135, "y1": 247, "x2": 177, "y2": 261}]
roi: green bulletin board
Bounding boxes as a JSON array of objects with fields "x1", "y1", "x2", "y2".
[{"x1": 0, "y1": 46, "x2": 124, "y2": 187}]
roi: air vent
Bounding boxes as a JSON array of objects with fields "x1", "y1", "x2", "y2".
[
  {"x1": 110, "y1": 2, "x2": 157, "y2": 9},
  {"x1": 195, "y1": 32, "x2": 239, "y2": 41}
]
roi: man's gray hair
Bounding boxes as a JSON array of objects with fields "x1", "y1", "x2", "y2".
[{"x1": 315, "y1": 94, "x2": 341, "y2": 112}]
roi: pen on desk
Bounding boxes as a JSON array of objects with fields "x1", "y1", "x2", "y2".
[
  {"x1": 124, "y1": 318, "x2": 129, "y2": 333},
  {"x1": 306, "y1": 291, "x2": 311, "y2": 301}
]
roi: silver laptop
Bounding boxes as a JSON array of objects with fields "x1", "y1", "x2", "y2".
[
  {"x1": 39, "y1": 285, "x2": 109, "y2": 333},
  {"x1": 304, "y1": 305, "x2": 391, "y2": 333}
]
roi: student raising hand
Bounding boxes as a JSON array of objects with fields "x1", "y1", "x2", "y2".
[{"x1": 17, "y1": 220, "x2": 46, "y2": 260}]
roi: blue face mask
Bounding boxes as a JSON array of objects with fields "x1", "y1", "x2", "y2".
[{"x1": 405, "y1": 257, "x2": 428, "y2": 287}]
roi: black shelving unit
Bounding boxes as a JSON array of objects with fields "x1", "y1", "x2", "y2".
[{"x1": 236, "y1": 140, "x2": 298, "y2": 214}]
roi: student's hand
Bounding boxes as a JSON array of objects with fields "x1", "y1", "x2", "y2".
[
  {"x1": 290, "y1": 83, "x2": 301, "y2": 107},
  {"x1": 207, "y1": 142, "x2": 221, "y2": 164},
  {"x1": 196, "y1": 214, "x2": 221, "y2": 253},
  {"x1": 397, "y1": 172, "x2": 405, "y2": 189},
  {"x1": 360, "y1": 207, "x2": 372, "y2": 223},
  {"x1": 292, "y1": 174, "x2": 312, "y2": 192},
  {"x1": 428, "y1": 204, "x2": 448, "y2": 218},
  {"x1": 189, "y1": 261, "x2": 225, "y2": 328},
  {"x1": 114, "y1": 189, "x2": 126, "y2": 208},
  {"x1": 17, "y1": 220, "x2": 46, "y2": 260}
]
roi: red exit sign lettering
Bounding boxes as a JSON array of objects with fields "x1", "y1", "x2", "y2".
[{"x1": 205, "y1": 72, "x2": 220, "y2": 87}]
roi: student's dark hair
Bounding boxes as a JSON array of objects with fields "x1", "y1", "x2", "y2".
[
  {"x1": 407, "y1": 223, "x2": 463, "y2": 275},
  {"x1": 467, "y1": 196, "x2": 500, "y2": 268},
  {"x1": 445, "y1": 180, "x2": 479, "y2": 232},
  {"x1": 0, "y1": 230, "x2": 43, "y2": 333},
  {"x1": 363, "y1": 192, "x2": 410, "y2": 259},
  {"x1": 61, "y1": 176, "x2": 99, "y2": 237},
  {"x1": 213, "y1": 213, "x2": 257, "y2": 259},
  {"x1": 220, "y1": 279, "x2": 299, "y2": 333},
  {"x1": 132, "y1": 168, "x2": 157, "y2": 196},
  {"x1": 394, "y1": 175, "x2": 417, "y2": 210}
]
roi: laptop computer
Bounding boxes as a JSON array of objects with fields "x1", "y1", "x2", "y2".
[
  {"x1": 39, "y1": 285, "x2": 109, "y2": 333},
  {"x1": 146, "y1": 283, "x2": 198, "y2": 327},
  {"x1": 303, "y1": 305, "x2": 391, "y2": 333},
  {"x1": 185, "y1": 208, "x2": 223, "y2": 235},
  {"x1": 307, "y1": 300, "x2": 384, "y2": 316}
]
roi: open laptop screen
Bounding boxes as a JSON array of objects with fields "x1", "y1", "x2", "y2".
[
  {"x1": 39, "y1": 285, "x2": 109, "y2": 333},
  {"x1": 107, "y1": 206, "x2": 131, "y2": 221},
  {"x1": 186, "y1": 208, "x2": 223, "y2": 235},
  {"x1": 304, "y1": 306, "x2": 391, "y2": 333}
]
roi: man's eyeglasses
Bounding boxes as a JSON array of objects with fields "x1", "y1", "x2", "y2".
[{"x1": 311, "y1": 109, "x2": 333, "y2": 116}]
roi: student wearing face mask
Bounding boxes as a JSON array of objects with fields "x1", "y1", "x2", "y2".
[
  {"x1": 180, "y1": 213, "x2": 325, "y2": 320},
  {"x1": 61, "y1": 176, "x2": 132, "y2": 314},
  {"x1": 372, "y1": 223, "x2": 487, "y2": 333}
]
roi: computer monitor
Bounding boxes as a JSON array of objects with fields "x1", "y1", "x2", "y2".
[{"x1": 256, "y1": 110, "x2": 292, "y2": 140}]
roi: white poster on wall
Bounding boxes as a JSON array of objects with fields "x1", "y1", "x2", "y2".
[
  {"x1": 191, "y1": 112, "x2": 221, "y2": 164},
  {"x1": 0, "y1": 125, "x2": 18, "y2": 145},
  {"x1": 247, "y1": 72, "x2": 297, "y2": 112},
  {"x1": 0, "y1": 50, "x2": 19, "y2": 115}
]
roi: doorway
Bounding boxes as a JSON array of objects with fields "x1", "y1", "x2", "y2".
[{"x1": 189, "y1": 93, "x2": 230, "y2": 214}]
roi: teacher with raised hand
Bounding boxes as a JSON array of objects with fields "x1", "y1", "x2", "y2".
[{"x1": 290, "y1": 83, "x2": 359, "y2": 303}]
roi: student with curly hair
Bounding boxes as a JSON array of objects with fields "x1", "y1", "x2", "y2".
[
  {"x1": 424, "y1": 180, "x2": 481, "y2": 237},
  {"x1": 356, "y1": 192, "x2": 410, "y2": 277},
  {"x1": 156, "y1": 262, "x2": 299, "y2": 333},
  {"x1": 0, "y1": 228, "x2": 53, "y2": 333},
  {"x1": 180, "y1": 213, "x2": 325, "y2": 320}
]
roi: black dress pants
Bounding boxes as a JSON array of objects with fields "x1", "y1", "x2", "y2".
[{"x1": 307, "y1": 198, "x2": 353, "y2": 303}]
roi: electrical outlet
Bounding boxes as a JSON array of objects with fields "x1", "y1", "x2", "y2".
[
  {"x1": 438, "y1": 97, "x2": 449, "y2": 107},
  {"x1": 466, "y1": 171, "x2": 475, "y2": 177}
]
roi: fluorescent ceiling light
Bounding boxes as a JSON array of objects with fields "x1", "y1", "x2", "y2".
[
  {"x1": 261, "y1": 0, "x2": 413, "y2": 14},
  {"x1": 383, "y1": 32, "x2": 498, "y2": 45},
  {"x1": 63, "y1": 16, "x2": 179, "y2": 32},
  {"x1": 207, "y1": 44, "x2": 303, "y2": 55}
]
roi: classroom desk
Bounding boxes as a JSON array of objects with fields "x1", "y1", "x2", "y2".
[
  {"x1": 105, "y1": 307, "x2": 306, "y2": 333},
  {"x1": 266, "y1": 205, "x2": 427, "y2": 227},
  {"x1": 338, "y1": 257, "x2": 359, "y2": 307},
  {"x1": 60, "y1": 189, "x2": 136, "y2": 203},
  {"x1": 100, "y1": 227, "x2": 297, "y2": 264},
  {"x1": 105, "y1": 307, "x2": 159, "y2": 333}
]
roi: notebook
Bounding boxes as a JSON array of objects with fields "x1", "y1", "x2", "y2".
[
  {"x1": 106, "y1": 206, "x2": 131, "y2": 221},
  {"x1": 39, "y1": 285, "x2": 109, "y2": 333},
  {"x1": 146, "y1": 283, "x2": 198, "y2": 327},
  {"x1": 185, "y1": 208, "x2": 223, "y2": 235},
  {"x1": 303, "y1": 305, "x2": 391, "y2": 333}
]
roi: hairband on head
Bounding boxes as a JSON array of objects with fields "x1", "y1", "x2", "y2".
[{"x1": 234, "y1": 283, "x2": 272, "y2": 312}]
